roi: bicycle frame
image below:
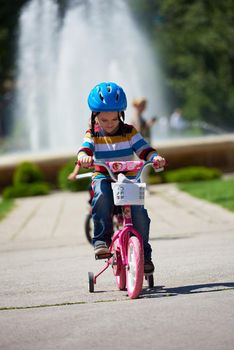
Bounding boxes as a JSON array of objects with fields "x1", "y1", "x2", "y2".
[
  {"x1": 113, "y1": 206, "x2": 143, "y2": 263},
  {"x1": 92, "y1": 210, "x2": 143, "y2": 284}
]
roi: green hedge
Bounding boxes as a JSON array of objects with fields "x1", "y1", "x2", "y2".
[
  {"x1": 148, "y1": 166, "x2": 221, "y2": 184},
  {"x1": 3, "y1": 182, "x2": 50, "y2": 199},
  {"x1": 13, "y1": 162, "x2": 44, "y2": 185},
  {"x1": 2, "y1": 162, "x2": 51, "y2": 199},
  {"x1": 58, "y1": 159, "x2": 91, "y2": 192},
  {"x1": 162, "y1": 166, "x2": 222, "y2": 183}
]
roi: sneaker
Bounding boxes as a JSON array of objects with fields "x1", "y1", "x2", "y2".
[
  {"x1": 144, "y1": 259, "x2": 155, "y2": 274},
  {"x1": 94, "y1": 241, "x2": 110, "y2": 256}
]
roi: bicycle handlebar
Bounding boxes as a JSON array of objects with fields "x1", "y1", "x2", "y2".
[{"x1": 76, "y1": 160, "x2": 164, "y2": 182}]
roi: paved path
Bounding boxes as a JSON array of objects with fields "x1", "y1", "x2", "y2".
[{"x1": 0, "y1": 184, "x2": 234, "y2": 350}]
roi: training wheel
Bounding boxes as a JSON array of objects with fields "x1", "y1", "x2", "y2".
[
  {"x1": 88, "y1": 272, "x2": 95, "y2": 293},
  {"x1": 146, "y1": 274, "x2": 154, "y2": 288}
]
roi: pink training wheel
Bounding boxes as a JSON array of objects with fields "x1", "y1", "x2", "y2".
[
  {"x1": 145, "y1": 273, "x2": 154, "y2": 288},
  {"x1": 88, "y1": 272, "x2": 94, "y2": 293}
]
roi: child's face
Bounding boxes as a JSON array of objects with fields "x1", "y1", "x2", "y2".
[{"x1": 96, "y1": 112, "x2": 120, "y2": 134}]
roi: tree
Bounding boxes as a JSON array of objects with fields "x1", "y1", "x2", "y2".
[
  {"x1": 128, "y1": 0, "x2": 234, "y2": 129},
  {"x1": 0, "y1": 0, "x2": 30, "y2": 81}
]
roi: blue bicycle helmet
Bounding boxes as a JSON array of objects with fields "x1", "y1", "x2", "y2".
[{"x1": 88, "y1": 82, "x2": 127, "y2": 112}]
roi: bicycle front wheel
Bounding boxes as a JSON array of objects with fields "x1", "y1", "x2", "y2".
[{"x1": 126, "y1": 236, "x2": 144, "y2": 299}]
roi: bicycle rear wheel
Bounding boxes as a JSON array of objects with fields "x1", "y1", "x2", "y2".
[
  {"x1": 116, "y1": 267, "x2": 126, "y2": 290},
  {"x1": 126, "y1": 236, "x2": 144, "y2": 299},
  {"x1": 85, "y1": 213, "x2": 93, "y2": 245},
  {"x1": 112, "y1": 240, "x2": 126, "y2": 290},
  {"x1": 85, "y1": 213, "x2": 119, "y2": 246}
]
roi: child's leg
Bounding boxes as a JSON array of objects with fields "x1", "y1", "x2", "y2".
[
  {"x1": 131, "y1": 206, "x2": 152, "y2": 259},
  {"x1": 91, "y1": 178, "x2": 114, "y2": 247}
]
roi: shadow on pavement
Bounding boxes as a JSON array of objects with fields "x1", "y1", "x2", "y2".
[
  {"x1": 150, "y1": 236, "x2": 190, "y2": 241},
  {"x1": 140, "y1": 282, "x2": 234, "y2": 299}
]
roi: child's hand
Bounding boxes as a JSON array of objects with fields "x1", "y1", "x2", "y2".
[
  {"x1": 152, "y1": 155, "x2": 166, "y2": 169},
  {"x1": 79, "y1": 156, "x2": 93, "y2": 168}
]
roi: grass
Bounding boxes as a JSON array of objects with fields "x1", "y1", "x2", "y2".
[
  {"x1": 178, "y1": 178, "x2": 234, "y2": 212},
  {"x1": 0, "y1": 199, "x2": 15, "y2": 221}
]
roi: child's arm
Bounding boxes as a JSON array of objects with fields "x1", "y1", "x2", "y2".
[
  {"x1": 67, "y1": 163, "x2": 80, "y2": 181},
  {"x1": 130, "y1": 126, "x2": 165, "y2": 167},
  {"x1": 77, "y1": 129, "x2": 94, "y2": 168},
  {"x1": 67, "y1": 154, "x2": 93, "y2": 181}
]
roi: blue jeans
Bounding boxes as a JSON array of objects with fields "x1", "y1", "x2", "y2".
[{"x1": 91, "y1": 178, "x2": 152, "y2": 259}]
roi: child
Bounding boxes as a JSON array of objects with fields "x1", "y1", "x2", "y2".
[
  {"x1": 131, "y1": 98, "x2": 157, "y2": 143},
  {"x1": 77, "y1": 82, "x2": 165, "y2": 273},
  {"x1": 131, "y1": 98, "x2": 158, "y2": 186}
]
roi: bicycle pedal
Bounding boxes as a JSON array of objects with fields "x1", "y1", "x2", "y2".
[{"x1": 95, "y1": 253, "x2": 113, "y2": 260}]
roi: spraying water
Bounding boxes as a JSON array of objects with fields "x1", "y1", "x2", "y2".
[{"x1": 14, "y1": 0, "x2": 167, "y2": 152}]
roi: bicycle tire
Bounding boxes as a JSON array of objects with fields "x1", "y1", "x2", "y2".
[
  {"x1": 85, "y1": 213, "x2": 93, "y2": 245},
  {"x1": 126, "y1": 236, "x2": 144, "y2": 299}
]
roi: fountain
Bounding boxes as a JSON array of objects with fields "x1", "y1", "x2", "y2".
[
  {"x1": 1, "y1": 0, "x2": 233, "y2": 190},
  {"x1": 14, "y1": 0, "x2": 168, "y2": 153}
]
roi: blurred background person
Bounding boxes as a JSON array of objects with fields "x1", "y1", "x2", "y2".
[
  {"x1": 131, "y1": 98, "x2": 158, "y2": 143},
  {"x1": 131, "y1": 98, "x2": 158, "y2": 188},
  {"x1": 169, "y1": 108, "x2": 189, "y2": 134}
]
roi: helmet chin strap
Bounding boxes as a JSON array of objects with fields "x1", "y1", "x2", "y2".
[{"x1": 119, "y1": 111, "x2": 125, "y2": 122}]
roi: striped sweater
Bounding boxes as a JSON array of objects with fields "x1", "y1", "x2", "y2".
[{"x1": 77, "y1": 123, "x2": 158, "y2": 178}]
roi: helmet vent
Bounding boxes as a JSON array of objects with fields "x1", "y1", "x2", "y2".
[
  {"x1": 116, "y1": 90, "x2": 120, "y2": 102},
  {"x1": 99, "y1": 92, "x2": 104, "y2": 101},
  {"x1": 107, "y1": 85, "x2": 112, "y2": 93}
]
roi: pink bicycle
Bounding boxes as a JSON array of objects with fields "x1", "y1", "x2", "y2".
[{"x1": 78, "y1": 160, "x2": 163, "y2": 299}]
